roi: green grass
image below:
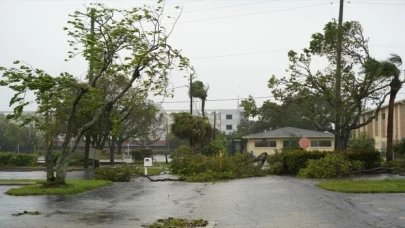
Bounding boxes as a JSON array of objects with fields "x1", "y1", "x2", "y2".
[
  {"x1": 5, "y1": 179, "x2": 113, "y2": 196},
  {"x1": 0, "y1": 179, "x2": 43, "y2": 183},
  {"x1": 141, "y1": 168, "x2": 164, "y2": 175},
  {"x1": 317, "y1": 179, "x2": 405, "y2": 193}
]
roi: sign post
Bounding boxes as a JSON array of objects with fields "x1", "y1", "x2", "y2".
[{"x1": 89, "y1": 149, "x2": 102, "y2": 170}]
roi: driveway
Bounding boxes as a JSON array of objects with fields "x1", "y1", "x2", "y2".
[{"x1": 0, "y1": 175, "x2": 405, "y2": 228}]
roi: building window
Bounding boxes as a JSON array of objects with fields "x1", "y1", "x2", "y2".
[
  {"x1": 226, "y1": 114, "x2": 232, "y2": 120},
  {"x1": 382, "y1": 113, "x2": 386, "y2": 120},
  {"x1": 226, "y1": 125, "x2": 233, "y2": 130},
  {"x1": 311, "y1": 140, "x2": 332, "y2": 147},
  {"x1": 283, "y1": 140, "x2": 290, "y2": 147},
  {"x1": 254, "y1": 140, "x2": 276, "y2": 148}
]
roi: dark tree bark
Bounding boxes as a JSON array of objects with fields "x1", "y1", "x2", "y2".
[
  {"x1": 386, "y1": 78, "x2": 402, "y2": 161},
  {"x1": 117, "y1": 137, "x2": 123, "y2": 155},
  {"x1": 109, "y1": 135, "x2": 116, "y2": 165},
  {"x1": 84, "y1": 134, "x2": 91, "y2": 169},
  {"x1": 45, "y1": 140, "x2": 55, "y2": 184}
]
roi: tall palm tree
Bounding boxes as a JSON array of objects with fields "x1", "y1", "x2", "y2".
[
  {"x1": 189, "y1": 81, "x2": 209, "y2": 117},
  {"x1": 384, "y1": 54, "x2": 403, "y2": 161}
]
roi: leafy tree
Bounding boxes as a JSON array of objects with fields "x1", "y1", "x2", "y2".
[
  {"x1": 167, "y1": 132, "x2": 189, "y2": 151},
  {"x1": 132, "y1": 101, "x2": 165, "y2": 148},
  {"x1": 242, "y1": 97, "x2": 317, "y2": 133},
  {"x1": 348, "y1": 132, "x2": 375, "y2": 151},
  {"x1": 189, "y1": 80, "x2": 209, "y2": 117},
  {"x1": 170, "y1": 112, "x2": 212, "y2": 152},
  {"x1": 263, "y1": 21, "x2": 394, "y2": 150},
  {"x1": 0, "y1": 2, "x2": 192, "y2": 185}
]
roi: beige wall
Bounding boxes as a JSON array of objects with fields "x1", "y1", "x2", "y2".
[
  {"x1": 246, "y1": 138, "x2": 334, "y2": 156},
  {"x1": 353, "y1": 102, "x2": 405, "y2": 151}
]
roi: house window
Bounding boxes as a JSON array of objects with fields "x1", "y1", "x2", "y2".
[
  {"x1": 226, "y1": 125, "x2": 233, "y2": 130},
  {"x1": 226, "y1": 114, "x2": 232, "y2": 120},
  {"x1": 382, "y1": 113, "x2": 386, "y2": 120},
  {"x1": 254, "y1": 140, "x2": 276, "y2": 148},
  {"x1": 283, "y1": 140, "x2": 290, "y2": 147},
  {"x1": 311, "y1": 140, "x2": 332, "y2": 147}
]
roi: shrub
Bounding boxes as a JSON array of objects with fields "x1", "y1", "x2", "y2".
[
  {"x1": 383, "y1": 160, "x2": 405, "y2": 173},
  {"x1": 94, "y1": 165, "x2": 138, "y2": 182},
  {"x1": 298, "y1": 153, "x2": 363, "y2": 178},
  {"x1": 348, "y1": 132, "x2": 375, "y2": 151},
  {"x1": 0, "y1": 152, "x2": 14, "y2": 166},
  {"x1": 282, "y1": 150, "x2": 328, "y2": 175},
  {"x1": 202, "y1": 138, "x2": 228, "y2": 156},
  {"x1": 341, "y1": 149, "x2": 380, "y2": 169},
  {"x1": 0, "y1": 152, "x2": 36, "y2": 166},
  {"x1": 170, "y1": 146, "x2": 265, "y2": 182},
  {"x1": 52, "y1": 152, "x2": 84, "y2": 166},
  {"x1": 131, "y1": 148, "x2": 153, "y2": 162},
  {"x1": 268, "y1": 162, "x2": 284, "y2": 175}
]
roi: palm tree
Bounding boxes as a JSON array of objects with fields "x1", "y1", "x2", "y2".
[
  {"x1": 170, "y1": 112, "x2": 212, "y2": 152},
  {"x1": 384, "y1": 54, "x2": 403, "y2": 161},
  {"x1": 189, "y1": 80, "x2": 209, "y2": 117}
]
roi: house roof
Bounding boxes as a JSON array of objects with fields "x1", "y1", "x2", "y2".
[{"x1": 242, "y1": 127, "x2": 334, "y2": 139}]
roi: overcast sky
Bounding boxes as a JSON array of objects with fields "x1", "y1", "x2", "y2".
[{"x1": 1, "y1": 0, "x2": 405, "y2": 113}]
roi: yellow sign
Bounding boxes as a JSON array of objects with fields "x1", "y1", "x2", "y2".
[{"x1": 89, "y1": 149, "x2": 102, "y2": 160}]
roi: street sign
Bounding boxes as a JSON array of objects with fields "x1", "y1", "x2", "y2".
[
  {"x1": 89, "y1": 149, "x2": 102, "y2": 160},
  {"x1": 299, "y1": 137, "x2": 310, "y2": 149}
]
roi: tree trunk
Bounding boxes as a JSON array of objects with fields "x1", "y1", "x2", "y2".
[
  {"x1": 117, "y1": 137, "x2": 123, "y2": 155},
  {"x1": 45, "y1": 139, "x2": 55, "y2": 184},
  {"x1": 84, "y1": 134, "x2": 90, "y2": 169},
  {"x1": 386, "y1": 78, "x2": 401, "y2": 161},
  {"x1": 109, "y1": 136, "x2": 116, "y2": 165},
  {"x1": 334, "y1": 128, "x2": 350, "y2": 150},
  {"x1": 202, "y1": 99, "x2": 206, "y2": 118}
]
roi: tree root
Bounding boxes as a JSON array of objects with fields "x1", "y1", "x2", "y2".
[{"x1": 139, "y1": 175, "x2": 185, "y2": 182}]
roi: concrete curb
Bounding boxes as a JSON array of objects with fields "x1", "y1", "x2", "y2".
[{"x1": 206, "y1": 221, "x2": 218, "y2": 228}]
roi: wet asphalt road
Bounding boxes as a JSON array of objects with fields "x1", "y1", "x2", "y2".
[{"x1": 1, "y1": 174, "x2": 405, "y2": 228}]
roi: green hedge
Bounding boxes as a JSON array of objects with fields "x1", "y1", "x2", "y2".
[
  {"x1": 267, "y1": 149, "x2": 381, "y2": 175},
  {"x1": 282, "y1": 150, "x2": 328, "y2": 175},
  {"x1": 0, "y1": 152, "x2": 36, "y2": 166},
  {"x1": 170, "y1": 146, "x2": 265, "y2": 182},
  {"x1": 94, "y1": 165, "x2": 137, "y2": 182},
  {"x1": 343, "y1": 149, "x2": 380, "y2": 169},
  {"x1": 131, "y1": 148, "x2": 153, "y2": 162},
  {"x1": 52, "y1": 152, "x2": 84, "y2": 166}
]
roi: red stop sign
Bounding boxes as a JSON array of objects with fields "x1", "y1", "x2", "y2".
[{"x1": 299, "y1": 137, "x2": 310, "y2": 149}]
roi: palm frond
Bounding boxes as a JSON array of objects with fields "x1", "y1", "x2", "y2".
[{"x1": 388, "y1": 53, "x2": 402, "y2": 66}]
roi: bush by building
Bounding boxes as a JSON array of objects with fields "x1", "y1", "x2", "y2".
[{"x1": 170, "y1": 146, "x2": 265, "y2": 182}]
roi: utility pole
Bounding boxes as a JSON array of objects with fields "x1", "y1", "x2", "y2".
[
  {"x1": 166, "y1": 117, "x2": 169, "y2": 163},
  {"x1": 213, "y1": 112, "x2": 216, "y2": 140},
  {"x1": 335, "y1": 0, "x2": 344, "y2": 149},
  {"x1": 189, "y1": 75, "x2": 193, "y2": 147}
]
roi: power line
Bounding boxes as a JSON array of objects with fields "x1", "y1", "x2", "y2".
[
  {"x1": 348, "y1": 1, "x2": 405, "y2": 6},
  {"x1": 191, "y1": 48, "x2": 301, "y2": 59},
  {"x1": 189, "y1": 45, "x2": 405, "y2": 60},
  {"x1": 179, "y1": 0, "x2": 285, "y2": 13},
  {"x1": 178, "y1": 2, "x2": 335, "y2": 23},
  {"x1": 159, "y1": 96, "x2": 274, "y2": 103}
]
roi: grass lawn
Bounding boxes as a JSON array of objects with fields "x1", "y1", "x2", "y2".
[
  {"x1": 5, "y1": 179, "x2": 112, "y2": 196},
  {"x1": 317, "y1": 179, "x2": 405, "y2": 193},
  {"x1": 0, "y1": 179, "x2": 43, "y2": 183}
]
